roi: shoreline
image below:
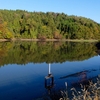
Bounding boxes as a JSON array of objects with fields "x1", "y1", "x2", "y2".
[{"x1": 0, "y1": 38, "x2": 99, "y2": 42}]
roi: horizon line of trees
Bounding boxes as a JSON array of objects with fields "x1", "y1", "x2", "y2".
[{"x1": 0, "y1": 9, "x2": 100, "y2": 39}]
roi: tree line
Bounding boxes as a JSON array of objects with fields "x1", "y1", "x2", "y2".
[{"x1": 0, "y1": 9, "x2": 100, "y2": 39}]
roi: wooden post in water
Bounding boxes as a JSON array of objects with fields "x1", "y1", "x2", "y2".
[
  {"x1": 45, "y1": 63, "x2": 54, "y2": 94},
  {"x1": 49, "y1": 63, "x2": 51, "y2": 75}
]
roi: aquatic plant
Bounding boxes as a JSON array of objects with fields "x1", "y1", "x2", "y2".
[{"x1": 60, "y1": 75, "x2": 100, "y2": 100}]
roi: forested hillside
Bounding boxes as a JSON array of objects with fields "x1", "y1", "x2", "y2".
[{"x1": 0, "y1": 9, "x2": 100, "y2": 39}]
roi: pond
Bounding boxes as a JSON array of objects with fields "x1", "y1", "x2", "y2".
[{"x1": 0, "y1": 41, "x2": 100, "y2": 100}]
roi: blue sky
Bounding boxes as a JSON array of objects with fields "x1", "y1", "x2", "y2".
[{"x1": 0, "y1": 0, "x2": 100, "y2": 23}]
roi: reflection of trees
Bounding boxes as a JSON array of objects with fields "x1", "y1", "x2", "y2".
[
  {"x1": 0, "y1": 42, "x2": 13, "y2": 66},
  {"x1": 95, "y1": 41, "x2": 100, "y2": 55},
  {"x1": 0, "y1": 41, "x2": 97, "y2": 66},
  {"x1": 0, "y1": 43, "x2": 6, "y2": 64},
  {"x1": 61, "y1": 42, "x2": 97, "y2": 61}
]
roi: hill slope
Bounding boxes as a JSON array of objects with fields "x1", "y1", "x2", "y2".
[{"x1": 0, "y1": 9, "x2": 100, "y2": 39}]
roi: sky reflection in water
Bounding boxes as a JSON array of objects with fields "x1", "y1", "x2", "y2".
[{"x1": 0, "y1": 55, "x2": 100, "y2": 100}]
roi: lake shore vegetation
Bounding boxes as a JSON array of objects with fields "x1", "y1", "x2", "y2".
[
  {"x1": 60, "y1": 76, "x2": 100, "y2": 100},
  {"x1": 0, "y1": 9, "x2": 100, "y2": 40}
]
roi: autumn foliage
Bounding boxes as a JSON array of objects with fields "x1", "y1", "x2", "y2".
[{"x1": 0, "y1": 9, "x2": 100, "y2": 39}]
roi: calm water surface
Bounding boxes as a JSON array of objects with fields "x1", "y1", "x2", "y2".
[{"x1": 0, "y1": 41, "x2": 100, "y2": 100}]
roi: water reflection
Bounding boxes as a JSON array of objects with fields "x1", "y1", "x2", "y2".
[
  {"x1": 0, "y1": 41, "x2": 98, "y2": 67},
  {"x1": 60, "y1": 70, "x2": 92, "y2": 87},
  {"x1": 59, "y1": 65, "x2": 100, "y2": 86},
  {"x1": 95, "y1": 41, "x2": 100, "y2": 56},
  {"x1": 0, "y1": 41, "x2": 100, "y2": 100}
]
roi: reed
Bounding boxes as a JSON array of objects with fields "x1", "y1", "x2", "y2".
[{"x1": 60, "y1": 76, "x2": 100, "y2": 100}]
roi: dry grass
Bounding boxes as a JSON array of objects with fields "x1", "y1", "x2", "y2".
[{"x1": 60, "y1": 76, "x2": 100, "y2": 100}]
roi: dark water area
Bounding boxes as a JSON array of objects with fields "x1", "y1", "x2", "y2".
[{"x1": 0, "y1": 41, "x2": 100, "y2": 100}]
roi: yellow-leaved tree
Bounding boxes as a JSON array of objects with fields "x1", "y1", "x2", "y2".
[{"x1": 0, "y1": 19, "x2": 14, "y2": 39}]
